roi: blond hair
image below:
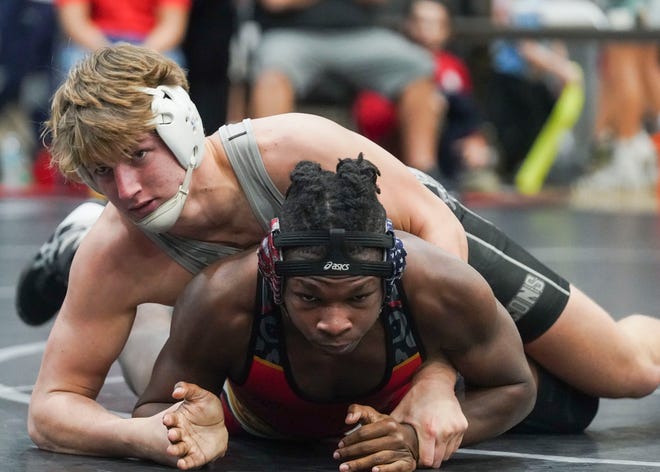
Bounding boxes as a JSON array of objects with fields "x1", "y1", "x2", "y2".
[{"x1": 44, "y1": 43, "x2": 189, "y2": 181}]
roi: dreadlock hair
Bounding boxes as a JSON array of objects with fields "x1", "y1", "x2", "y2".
[{"x1": 278, "y1": 153, "x2": 386, "y2": 261}]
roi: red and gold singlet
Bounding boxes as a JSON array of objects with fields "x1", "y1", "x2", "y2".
[{"x1": 221, "y1": 281, "x2": 424, "y2": 440}]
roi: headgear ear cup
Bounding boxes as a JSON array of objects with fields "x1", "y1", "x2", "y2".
[
  {"x1": 144, "y1": 85, "x2": 206, "y2": 169},
  {"x1": 257, "y1": 218, "x2": 284, "y2": 304}
]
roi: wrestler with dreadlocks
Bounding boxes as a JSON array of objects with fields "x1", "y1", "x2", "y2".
[{"x1": 133, "y1": 156, "x2": 538, "y2": 470}]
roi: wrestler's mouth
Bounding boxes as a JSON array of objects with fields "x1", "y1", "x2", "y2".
[
  {"x1": 129, "y1": 199, "x2": 158, "y2": 219},
  {"x1": 317, "y1": 341, "x2": 357, "y2": 355}
]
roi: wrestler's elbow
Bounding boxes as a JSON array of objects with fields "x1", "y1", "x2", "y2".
[
  {"x1": 511, "y1": 375, "x2": 538, "y2": 426},
  {"x1": 27, "y1": 400, "x2": 57, "y2": 451}
]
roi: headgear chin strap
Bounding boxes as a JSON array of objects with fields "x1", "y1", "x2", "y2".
[
  {"x1": 76, "y1": 85, "x2": 205, "y2": 233},
  {"x1": 134, "y1": 158, "x2": 195, "y2": 233},
  {"x1": 257, "y1": 218, "x2": 407, "y2": 304}
]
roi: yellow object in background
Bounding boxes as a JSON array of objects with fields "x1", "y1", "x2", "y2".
[{"x1": 515, "y1": 64, "x2": 585, "y2": 195}]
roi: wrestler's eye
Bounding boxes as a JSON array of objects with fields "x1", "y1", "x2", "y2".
[
  {"x1": 288, "y1": 288, "x2": 320, "y2": 303},
  {"x1": 132, "y1": 150, "x2": 148, "y2": 161},
  {"x1": 299, "y1": 294, "x2": 318, "y2": 303},
  {"x1": 93, "y1": 165, "x2": 111, "y2": 176},
  {"x1": 349, "y1": 289, "x2": 381, "y2": 306}
]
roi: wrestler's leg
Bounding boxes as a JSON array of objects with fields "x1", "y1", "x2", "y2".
[
  {"x1": 524, "y1": 286, "x2": 660, "y2": 398},
  {"x1": 397, "y1": 168, "x2": 660, "y2": 400},
  {"x1": 118, "y1": 303, "x2": 172, "y2": 396}
]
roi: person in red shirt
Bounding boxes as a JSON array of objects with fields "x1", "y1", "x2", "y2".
[{"x1": 53, "y1": 0, "x2": 191, "y2": 82}]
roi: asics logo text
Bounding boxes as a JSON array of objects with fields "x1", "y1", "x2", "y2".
[{"x1": 324, "y1": 261, "x2": 350, "y2": 271}]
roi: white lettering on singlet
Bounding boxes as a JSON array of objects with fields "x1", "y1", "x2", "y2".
[{"x1": 507, "y1": 274, "x2": 545, "y2": 321}]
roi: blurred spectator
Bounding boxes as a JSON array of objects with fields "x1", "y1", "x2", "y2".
[
  {"x1": 248, "y1": 0, "x2": 442, "y2": 176},
  {"x1": 225, "y1": 0, "x2": 261, "y2": 124},
  {"x1": 53, "y1": 0, "x2": 191, "y2": 84},
  {"x1": 485, "y1": 0, "x2": 584, "y2": 187},
  {"x1": 183, "y1": 0, "x2": 237, "y2": 132},
  {"x1": 353, "y1": 0, "x2": 499, "y2": 192},
  {"x1": 577, "y1": 0, "x2": 660, "y2": 192},
  {"x1": 0, "y1": 0, "x2": 57, "y2": 159}
]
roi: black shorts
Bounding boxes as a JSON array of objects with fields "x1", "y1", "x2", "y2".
[
  {"x1": 509, "y1": 366, "x2": 599, "y2": 434},
  {"x1": 410, "y1": 169, "x2": 570, "y2": 343}
]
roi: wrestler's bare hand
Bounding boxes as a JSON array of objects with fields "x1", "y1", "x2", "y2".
[
  {"x1": 334, "y1": 404, "x2": 418, "y2": 472},
  {"x1": 162, "y1": 381, "x2": 228, "y2": 470},
  {"x1": 390, "y1": 362, "x2": 467, "y2": 468}
]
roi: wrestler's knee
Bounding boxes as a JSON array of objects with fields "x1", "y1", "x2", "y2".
[{"x1": 615, "y1": 314, "x2": 660, "y2": 397}]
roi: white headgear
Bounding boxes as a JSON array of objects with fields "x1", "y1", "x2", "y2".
[{"x1": 76, "y1": 85, "x2": 205, "y2": 233}]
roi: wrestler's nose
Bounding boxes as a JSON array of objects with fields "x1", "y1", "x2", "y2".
[
  {"x1": 316, "y1": 307, "x2": 352, "y2": 337},
  {"x1": 114, "y1": 163, "x2": 141, "y2": 199}
]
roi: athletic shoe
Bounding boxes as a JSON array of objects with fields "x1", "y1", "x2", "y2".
[
  {"x1": 15, "y1": 200, "x2": 105, "y2": 326},
  {"x1": 573, "y1": 131, "x2": 658, "y2": 192}
]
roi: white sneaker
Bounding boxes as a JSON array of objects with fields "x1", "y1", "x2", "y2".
[
  {"x1": 571, "y1": 132, "x2": 658, "y2": 212},
  {"x1": 574, "y1": 132, "x2": 657, "y2": 192},
  {"x1": 631, "y1": 130, "x2": 659, "y2": 184}
]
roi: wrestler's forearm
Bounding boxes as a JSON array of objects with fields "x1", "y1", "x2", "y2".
[
  {"x1": 391, "y1": 360, "x2": 458, "y2": 420},
  {"x1": 459, "y1": 381, "x2": 536, "y2": 445},
  {"x1": 28, "y1": 391, "x2": 173, "y2": 464},
  {"x1": 412, "y1": 359, "x2": 458, "y2": 386},
  {"x1": 390, "y1": 359, "x2": 466, "y2": 468}
]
